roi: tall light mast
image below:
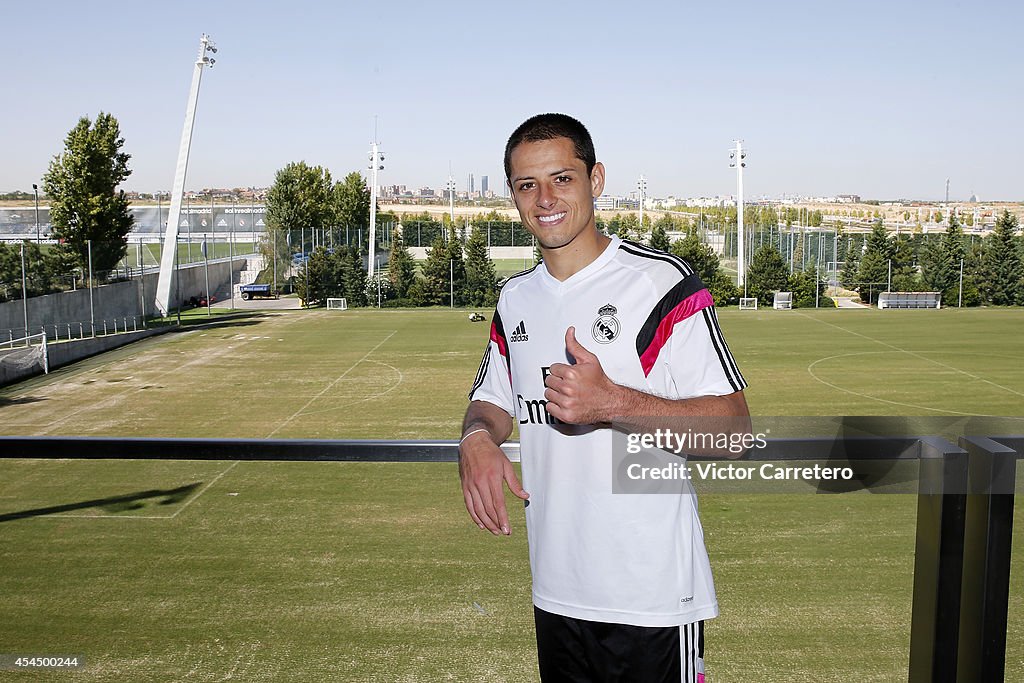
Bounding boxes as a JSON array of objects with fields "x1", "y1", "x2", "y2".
[
  {"x1": 447, "y1": 172, "x2": 456, "y2": 224},
  {"x1": 637, "y1": 175, "x2": 647, "y2": 235},
  {"x1": 367, "y1": 140, "x2": 384, "y2": 277},
  {"x1": 155, "y1": 34, "x2": 216, "y2": 316},
  {"x1": 729, "y1": 140, "x2": 747, "y2": 289}
]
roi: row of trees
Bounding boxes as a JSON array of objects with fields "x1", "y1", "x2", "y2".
[
  {"x1": 744, "y1": 246, "x2": 832, "y2": 308},
  {"x1": 841, "y1": 210, "x2": 1022, "y2": 306},
  {"x1": 263, "y1": 157, "x2": 1024, "y2": 311},
  {"x1": 0, "y1": 242, "x2": 76, "y2": 303},
  {"x1": 293, "y1": 217, "x2": 742, "y2": 309},
  {"x1": 293, "y1": 224, "x2": 501, "y2": 309}
]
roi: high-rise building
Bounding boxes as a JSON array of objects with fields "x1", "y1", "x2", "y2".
[
  {"x1": 481, "y1": 175, "x2": 488, "y2": 195},
  {"x1": 468, "y1": 173, "x2": 475, "y2": 194}
]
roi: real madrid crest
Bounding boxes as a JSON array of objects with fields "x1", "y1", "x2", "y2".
[{"x1": 592, "y1": 303, "x2": 620, "y2": 344}]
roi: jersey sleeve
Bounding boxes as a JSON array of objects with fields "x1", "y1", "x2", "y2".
[
  {"x1": 635, "y1": 272, "x2": 747, "y2": 398},
  {"x1": 467, "y1": 308, "x2": 516, "y2": 416}
]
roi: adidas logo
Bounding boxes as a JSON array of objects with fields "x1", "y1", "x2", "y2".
[{"x1": 509, "y1": 320, "x2": 529, "y2": 343}]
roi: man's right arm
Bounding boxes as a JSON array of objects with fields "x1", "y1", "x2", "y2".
[{"x1": 459, "y1": 399, "x2": 527, "y2": 536}]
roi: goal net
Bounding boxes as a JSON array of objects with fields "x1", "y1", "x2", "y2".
[
  {"x1": 327, "y1": 298, "x2": 348, "y2": 311},
  {"x1": 739, "y1": 297, "x2": 758, "y2": 310},
  {"x1": 0, "y1": 332, "x2": 49, "y2": 377}
]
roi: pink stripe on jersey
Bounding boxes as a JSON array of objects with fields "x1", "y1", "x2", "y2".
[
  {"x1": 490, "y1": 321, "x2": 508, "y2": 359},
  {"x1": 638, "y1": 288, "x2": 714, "y2": 376}
]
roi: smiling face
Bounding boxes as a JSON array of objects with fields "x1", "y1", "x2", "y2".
[{"x1": 508, "y1": 136, "x2": 606, "y2": 254}]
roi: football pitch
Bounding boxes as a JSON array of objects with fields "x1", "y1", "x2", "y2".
[{"x1": 1, "y1": 307, "x2": 1022, "y2": 681}]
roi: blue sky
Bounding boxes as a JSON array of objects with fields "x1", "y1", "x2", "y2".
[{"x1": 3, "y1": 0, "x2": 1021, "y2": 201}]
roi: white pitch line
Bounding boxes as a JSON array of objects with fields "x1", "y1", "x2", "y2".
[
  {"x1": 806, "y1": 351, "x2": 986, "y2": 416},
  {"x1": 47, "y1": 461, "x2": 240, "y2": 521},
  {"x1": 169, "y1": 461, "x2": 239, "y2": 518},
  {"x1": 296, "y1": 359, "x2": 405, "y2": 417},
  {"x1": 265, "y1": 331, "x2": 397, "y2": 438},
  {"x1": 796, "y1": 312, "x2": 1024, "y2": 398}
]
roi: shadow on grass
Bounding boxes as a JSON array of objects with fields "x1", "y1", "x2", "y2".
[
  {"x1": 0, "y1": 482, "x2": 202, "y2": 523},
  {"x1": 154, "y1": 311, "x2": 273, "y2": 333},
  {"x1": 0, "y1": 395, "x2": 47, "y2": 407}
]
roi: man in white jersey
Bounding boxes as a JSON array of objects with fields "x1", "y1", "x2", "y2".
[{"x1": 459, "y1": 113, "x2": 749, "y2": 682}]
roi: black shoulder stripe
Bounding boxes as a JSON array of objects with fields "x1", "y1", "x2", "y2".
[
  {"x1": 701, "y1": 307, "x2": 745, "y2": 391},
  {"x1": 469, "y1": 342, "x2": 491, "y2": 399},
  {"x1": 499, "y1": 263, "x2": 540, "y2": 292},
  {"x1": 635, "y1": 272, "x2": 708, "y2": 358},
  {"x1": 619, "y1": 242, "x2": 694, "y2": 277}
]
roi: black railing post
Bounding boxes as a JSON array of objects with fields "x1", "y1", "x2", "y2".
[
  {"x1": 908, "y1": 437, "x2": 968, "y2": 683},
  {"x1": 956, "y1": 436, "x2": 1018, "y2": 683}
]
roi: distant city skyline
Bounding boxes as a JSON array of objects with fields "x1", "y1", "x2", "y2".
[{"x1": 2, "y1": 1, "x2": 1021, "y2": 202}]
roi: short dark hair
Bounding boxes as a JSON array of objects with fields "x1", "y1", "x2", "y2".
[{"x1": 504, "y1": 113, "x2": 596, "y2": 181}]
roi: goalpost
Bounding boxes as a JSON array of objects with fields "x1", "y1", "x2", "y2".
[
  {"x1": 326, "y1": 298, "x2": 348, "y2": 311},
  {"x1": 0, "y1": 331, "x2": 49, "y2": 376},
  {"x1": 739, "y1": 297, "x2": 758, "y2": 311}
]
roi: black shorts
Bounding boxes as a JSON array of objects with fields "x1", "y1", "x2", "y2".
[{"x1": 534, "y1": 606, "x2": 705, "y2": 683}]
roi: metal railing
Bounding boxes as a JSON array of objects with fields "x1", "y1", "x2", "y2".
[
  {"x1": 3, "y1": 317, "x2": 145, "y2": 347},
  {"x1": 1, "y1": 434, "x2": 1019, "y2": 682}
]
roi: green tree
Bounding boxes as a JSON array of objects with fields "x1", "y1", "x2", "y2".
[
  {"x1": 745, "y1": 245, "x2": 790, "y2": 305},
  {"x1": 387, "y1": 228, "x2": 417, "y2": 300},
  {"x1": 979, "y1": 210, "x2": 1022, "y2": 305},
  {"x1": 649, "y1": 216, "x2": 672, "y2": 251},
  {"x1": 264, "y1": 161, "x2": 334, "y2": 274},
  {"x1": 342, "y1": 246, "x2": 368, "y2": 306},
  {"x1": 464, "y1": 227, "x2": 498, "y2": 307},
  {"x1": 419, "y1": 229, "x2": 464, "y2": 306},
  {"x1": 891, "y1": 235, "x2": 922, "y2": 292},
  {"x1": 619, "y1": 213, "x2": 639, "y2": 242},
  {"x1": 789, "y1": 265, "x2": 833, "y2": 308},
  {"x1": 606, "y1": 214, "x2": 622, "y2": 237},
  {"x1": 0, "y1": 242, "x2": 64, "y2": 301},
  {"x1": 669, "y1": 233, "x2": 737, "y2": 306},
  {"x1": 334, "y1": 171, "x2": 372, "y2": 233},
  {"x1": 670, "y1": 232, "x2": 719, "y2": 284},
  {"x1": 447, "y1": 227, "x2": 467, "y2": 305},
  {"x1": 296, "y1": 246, "x2": 334, "y2": 307},
  {"x1": 856, "y1": 221, "x2": 893, "y2": 303},
  {"x1": 42, "y1": 112, "x2": 134, "y2": 274},
  {"x1": 920, "y1": 212, "x2": 966, "y2": 304}
]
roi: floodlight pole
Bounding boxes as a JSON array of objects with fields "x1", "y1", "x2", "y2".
[
  {"x1": 637, "y1": 175, "x2": 647, "y2": 234},
  {"x1": 154, "y1": 33, "x2": 217, "y2": 316},
  {"x1": 368, "y1": 140, "x2": 384, "y2": 277},
  {"x1": 958, "y1": 259, "x2": 964, "y2": 308},
  {"x1": 20, "y1": 241, "x2": 29, "y2": 338},
  {"x1": 32, "y1": 184, "x2": 40, "y2": 243},
  {"x1": 730, "y1": 141, "x2": 746, "y2": 290},
  {"x1": 447, "y1": 172, "x2": 456, "y2": 224}
]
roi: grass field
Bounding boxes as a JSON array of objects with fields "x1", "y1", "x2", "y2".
[
  {"x1": 1, "y1": 307, "x2": 1023, "y2": 681},
  {"x1": 118, "y1": 241, "x2": 259, "y2": 270}
]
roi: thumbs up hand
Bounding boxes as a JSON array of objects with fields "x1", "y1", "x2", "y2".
[{"x1": 544, "y1": 327, "x2": 625, "y2": 424}]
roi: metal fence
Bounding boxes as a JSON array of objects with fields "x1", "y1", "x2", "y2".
[{"x1": 1, "y1": 433, "x2": 1019, "y2": 681}]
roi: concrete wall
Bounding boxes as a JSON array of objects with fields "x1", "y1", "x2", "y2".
[
  {"x1": 0, "y1": 257, "x2": 251, "y2": 339},
  {"x1": 0, "y1": 326, "x2": 173, "y2": 387}
]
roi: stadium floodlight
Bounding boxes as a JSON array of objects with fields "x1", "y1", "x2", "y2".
[
  {"x1": 729, "y1": 141, "x2": 747, "y2": 292},
  {"x1": 32, "y1": 183, "x2": 39, "y2": 242},
  {"x1": 155, "y1": 33, "x2": 218, "y2": 317},
  {"x1": 637, "y1": 175, "x2": 647, "y2": 233},
  {"x1": 368, "y1": 139, "x2": 384, "y2": 277},
  {"x1": 446, "y1": 173, "x2": 456, "y2": 224}
]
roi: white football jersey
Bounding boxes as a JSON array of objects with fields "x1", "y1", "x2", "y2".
[{"x1": 469, "y1": 236, "x2": 746, "y2": 627}]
